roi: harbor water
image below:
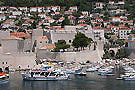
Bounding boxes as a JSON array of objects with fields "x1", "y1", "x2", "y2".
[{"x1": 0, "y1": 71, "x2": 135, "y2": 90}]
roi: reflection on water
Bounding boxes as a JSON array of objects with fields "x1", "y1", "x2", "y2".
[{"x1": 0, "y1": 72, "x2": 135, "y2": 90}]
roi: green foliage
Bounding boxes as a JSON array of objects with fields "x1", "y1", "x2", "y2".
[
  {"x1": 130, "y1": 30, "x2": 135, "y2": 34},
  {"x1": 72, "y1": 11, "x2": 81, "y2": 18},
  {"x1": 53, "y1": 14, "x2": 62, "y2": 20},
  {"x1": 104, "y1": 43, "x2": 110, "y2": 50},
  {"x1": 115, "y1": 39, "x2": 125, "y2": 47},
  {"x1": 72, "y1": 32, "x2": 92, "y2": 50},
  {"x1": 103, "y1": 49, "x2": 115, "y2": 59},
  {"x1": 50, "y1": 22, "x2": 58, "y2": 26},
  {"x1": 0, "y1": 0, "x2": 93, "y2": 11},
  {"x1": 17, "y1": 28, "x2": 26, "y2": 33},
  {"x1": 61, "y1": 17, "x2": 70, "y2": 27},
  {"x1": 103, "y1": 16, "x2": 109, "y2": 21},
  {"x1": 124, "y1": 0, "x2": 135, "y2": 19},
  {"x1": 55, "y1": 40, "x2": 70, "y2": 51},
  {"x1": 31, "y1": 21, "x2": 37, "y2": 29},
  {"x1": 103, "y1": 51, "x2": 111, "y2": 59},
  {"x1": 104, "y1": 32, "x2": 114, "y2": 39},
  {"x1": 115, "y1": 48, "x2": 127, "y2": 59}
]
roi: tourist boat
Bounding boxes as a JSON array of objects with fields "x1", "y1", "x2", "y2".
[{"x1": 21, "y1": 65, "x2": 69, "y2": 81}]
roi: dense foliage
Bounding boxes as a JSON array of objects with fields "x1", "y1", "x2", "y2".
[
  {"x1": 0, "y1": 0, "x2": 94, "y2": 11},
  {"x1": 54, "y1": 40, "x2": 70, "y2": 51},
  {"x1": 72, "y1": 32, "x2": 92, "y2": 50}
]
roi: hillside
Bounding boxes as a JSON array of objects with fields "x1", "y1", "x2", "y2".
[
  {"x1": 0, "y1": 0, "x2": 107, "y2": 11},
  {"x1": 0, "y1": 0, "x2": 135, "y2": 18}
]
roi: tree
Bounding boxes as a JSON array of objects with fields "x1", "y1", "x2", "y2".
[
  {"x1": 31, "y1": 21, "x2": 37, "y2": 29},
  {"x1": 103, "y1": 49, "x2": 115, "y2": 59},
  {"x1": 130, "y1": 30, "x2": 135, "y2": 34},
  {"x1": 104, "y1": 32, "x2": 114, "y2": 40},
  {"x1": 72, "y1": 11, "x2": 81, "y2": 18},
  {"x1": 103, "y1": 50, "x2": 111, "y2": 59},
  {"x1": 115, "y1": 48, "x2": 127, "y2": 59},
  {"x1": 61, "y1": 16, "x2": 70, "y2": 28},
  {"x1": 109, "y1": 50, "x2": 115, "y2": 57},
  {"x1": 72, "y1": 32, "x2": 92, "y2": 50},
  {"x1": 104, "y1": 43, "x2": 110, "y2": 50},
  {"x1": 54, "y1": 40, "x2": 70, "y2": 51},
  {"x1": 50, "y1": 22, "x2": 58, "y2": 26},
  {"x1": 17, "y1": 28, "x2": 26, "y2": 33},
  {"x1": 116, "y1": 39, "x2": 125, "y2": 47}
]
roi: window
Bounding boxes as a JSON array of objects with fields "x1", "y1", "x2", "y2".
[
  {"x1": 50, "y1": 72, "x2": 56, "y2": 76},
  {"x1": 40, "y1": 41, "x2": 42, "y2": 43},
  {"x1": 40, "y1": 72, "x2": 45, "y2": 76},
  {"x1": 6, "y1": 62, "x2": 7, "y2": 64},
  {"x1": 2, "y1": 62, "x2": 4, "y2": 64},
  {"x1": 69, "y1": 40, "x2": 71, "y2": 43}
]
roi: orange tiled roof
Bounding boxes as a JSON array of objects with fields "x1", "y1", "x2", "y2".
[
  {"x1": 37, "y1": 36, "x2": 48, "y2": 40},
  {"x1": 10, "y1": 32, "x2": 30, "y2": 38},
  {"x1": 40, "y1": 44, "x2": 56, "y2": 49},
  {"x1": 79, "y1": 24, "x2": 88, "y2": 26}
]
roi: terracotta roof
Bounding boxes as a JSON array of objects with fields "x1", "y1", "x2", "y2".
[
  {"x1": 79, "y1": 24, "x2": 88, "y2": 26},
  {"x1": 37, "y1": 36, "x2": 48, "y2": 40},
  {"x1": 10, "y1": 32, "x2": 30, "y2": 38},
  {"x1": 92, "y1": 26, "x2": 102, "y2": 29},
  {"x1": 40, "y1": 44, "x2": 56, "y2": 49}
]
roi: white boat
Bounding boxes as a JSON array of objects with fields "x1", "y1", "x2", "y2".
[
  {"x1": 123, "y1": 65, "x2": 133, "y2": 72},
  {"x1": 117, "y1": 71, "x2": 135, "y2": 80},
  {"x1": 75, "y1": 72, "x2": 87, "y2": 76},
  {"x1": 0, "y1": 72, "x2": 9, "y2": 80},
  {"x1": 119, "y1": 73, "x2": 135, "y2": 81},
  {"x1": 124, "y1": 75, "x2": 135, "y2": 80},
  {"x1": 98, "y1": 67, "x2": 113, "y2": 75},
  {"x1": 74, "y1": 68, "x2": 87, "y2": 76},
  {"x1": 86, "y1": 67, "x2": 97, "y2": 72},
  {"x1": 65, "y1": 69, "x2": 75, "y2": 74},
  {"x1": 22, "y1": 65, "x2": 69, "y2": 81}
]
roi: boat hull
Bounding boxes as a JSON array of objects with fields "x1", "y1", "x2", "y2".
[{"x1": 22, "y1": 74, "x2": 69, "y2": 81}]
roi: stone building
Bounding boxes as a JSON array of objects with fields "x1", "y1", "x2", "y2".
[
  {"x1": 0, "y1": 31, "x2": 10, "y2": 44},
  {"x1": 1, "y1": 37, "x2": 23, "y2": 54}
]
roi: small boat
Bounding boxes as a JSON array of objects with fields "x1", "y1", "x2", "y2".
[
  {"x1": 116, "y1": 77, "x2": 123, "y2": 80},
  {"x1": 75, "y1": 72, "x2": 87, "y2": 76},
  {"x1": 0, "y1": 72, "x2": 9, "y2": 80},
  {"x1": 86, "y1": 67, "x2": 98, "y2": 72},
  {"x1": 22, "y1": 65, "x2": 69, "y2": 81},
  {"x1": 124, "y1": 75, "x2": 135, "y2": 81},
  {"x1": 74, "y1": 68, "x2": 87, "y2": 76},
  {"x1": 65, "y1": 69, "x2": 75, "y2": 74},
  {"x1": 117, "y1": 72, "x2": 135, "y2": 81},
  {"x1": 98, "y1": 67, "x2": 113, "y2": 76}
]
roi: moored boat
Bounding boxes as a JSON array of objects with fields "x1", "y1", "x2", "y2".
[
  {"x1": 98, "y1": 67, "x2": 113, "y2": 75},
  {"x1": 22, "y1": 65, "x2": 69, "y2": 81},
  {"x1": 74, "y1": 68, "x2": 87, "y2": 76},
  {"x1": 86, "y1": 67, "x2": 98, "y2": 72},
  {"x1": 0, "y1": 72, "x2": 9, "y2": 80}
]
